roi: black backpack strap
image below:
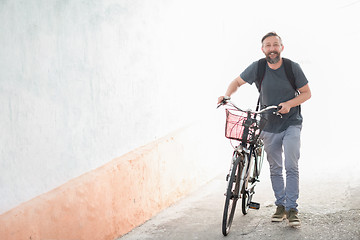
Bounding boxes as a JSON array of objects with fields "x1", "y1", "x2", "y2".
[
  {"x1": 255, "y1": 58, "x2": 267, "y2": 111},
  {"x1": 283, "y1": 57, "x2": 301, "y2": 113},
  {"x1": 255, "y1": 58, "x2": 267, "y2": 93},
  {"x1": 282, "y1": 58, "x2": 299, "y2": 94}
]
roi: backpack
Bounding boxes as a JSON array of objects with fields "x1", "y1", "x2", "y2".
[{"x1": 255, "y1": 57, "x2": 300, "y2": 112}]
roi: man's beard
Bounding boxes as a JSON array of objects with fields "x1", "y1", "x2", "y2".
[{"x1": 265, "y1": 52, "x2": 281, "y2": 64}]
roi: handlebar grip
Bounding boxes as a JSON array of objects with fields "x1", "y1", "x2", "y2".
[{"x1": 216, "y1": 96, "x2": 231, "y2": 108}]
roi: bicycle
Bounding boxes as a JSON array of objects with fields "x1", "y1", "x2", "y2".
[{"x1": 217, "y1": 97, "x2": 281, "y2": 236}]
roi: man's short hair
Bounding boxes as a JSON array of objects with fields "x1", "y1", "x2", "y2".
[{"x1": 261, "y1": 32, "x2": 282, "y2": 45}]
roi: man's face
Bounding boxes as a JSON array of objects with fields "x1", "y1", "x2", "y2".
[{"x1": 261, "y1": 36, "x2": 284, "y2": 64}]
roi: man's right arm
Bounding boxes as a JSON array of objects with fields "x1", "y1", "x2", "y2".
[{"x1": 217, "y1": 76, "x2": 247, "y2": 104}]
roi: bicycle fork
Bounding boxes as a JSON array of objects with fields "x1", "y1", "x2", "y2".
[{"x1": 224, "y1": 145, "x2": 249, "y2": 199}]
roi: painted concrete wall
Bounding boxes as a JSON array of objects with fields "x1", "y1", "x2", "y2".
[
  {"x1": 0, "y1": 0, "x2": 232, "y2": 214},
  {"x1": 0, "y1": 122, "x2": 228, "y2": 240}
]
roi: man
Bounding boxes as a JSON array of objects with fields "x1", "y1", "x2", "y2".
[{"x1": 218, "y1": 32, "x2": 311, "y2": 227}]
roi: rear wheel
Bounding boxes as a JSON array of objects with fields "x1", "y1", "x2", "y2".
[
  {"x1": 242, "y1": 188, "x2": 253, "y2": 215},
  {"x1": 255, "y1": 143, "x2": 265, "y2": 177},
  {"x1": 242, "y1": 152, "x2": 255, "y2": 215},
  {"x1": 222, "y1": 155, "x2": 242, "y2": 236}
]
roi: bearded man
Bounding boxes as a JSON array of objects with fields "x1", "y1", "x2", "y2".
[{"x1": 217, "y1": 32, "x2": 311, "y2": 227}]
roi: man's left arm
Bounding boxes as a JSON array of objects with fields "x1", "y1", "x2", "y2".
[{"x1": 278, "y1": 84, "x2": 312, "y2": 114}]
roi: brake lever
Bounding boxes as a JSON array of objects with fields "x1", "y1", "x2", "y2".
[{"x1": 273, "y1": 105, "x2": 283, "y2": 118}]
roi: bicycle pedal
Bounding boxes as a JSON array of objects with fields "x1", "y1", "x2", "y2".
[{"x1": 249, "y1": 202, "x2": 260, "y2": 210}]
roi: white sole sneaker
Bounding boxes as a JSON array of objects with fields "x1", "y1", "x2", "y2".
[
  {"x1": 271, "y1": 215, "x2": 286, "y2": 222},
  {"x1": 288, "y1": 220, "x2": 301, "y2": 227}
]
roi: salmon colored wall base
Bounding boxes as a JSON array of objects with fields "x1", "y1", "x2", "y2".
[{"x1": 0, "y1": 124, "x2": 224, "y2": 240}]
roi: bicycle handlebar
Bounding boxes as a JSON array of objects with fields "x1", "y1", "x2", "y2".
[{"x1": 217, "y1": 97, "x2": 283, "y2": 117}]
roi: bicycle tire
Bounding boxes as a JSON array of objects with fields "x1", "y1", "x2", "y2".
[
  {"x1": 222, "y1": 153, "x2": 246, "y2": 236},
  {"x1": 255, "y1": 143, "x2": 265, "y2": 177}
]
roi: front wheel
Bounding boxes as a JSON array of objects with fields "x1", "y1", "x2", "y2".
[{"x1": 222, "y1": 154, "x2": 243, "y2": 236}]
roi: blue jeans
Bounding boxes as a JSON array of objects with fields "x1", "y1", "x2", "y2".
[{"x1": 261, "y1": 125, "x2": 302, "y2": 211}]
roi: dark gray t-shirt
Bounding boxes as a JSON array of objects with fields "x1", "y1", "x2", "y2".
[{"x1": 240, "y1": 60, "x2": 308, "y2": 133}]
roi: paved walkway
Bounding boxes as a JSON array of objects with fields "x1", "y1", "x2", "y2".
[{"x1": 119, "y1": 159, "x2": 360, "y2": 240}]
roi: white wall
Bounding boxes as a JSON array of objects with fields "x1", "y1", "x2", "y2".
[
  {"x1": 0, "y1": 0, "x2": 228, "y2": 214},
  {"x1": 1, "y1": 0, "x2": 359, "y2": 214}
]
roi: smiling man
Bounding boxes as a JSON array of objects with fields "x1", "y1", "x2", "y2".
[{"x1": 218, "y1": 32, "x2": 311, "y2": 227}]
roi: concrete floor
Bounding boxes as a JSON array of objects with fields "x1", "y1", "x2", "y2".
[{"x1": 118, "y1": 157, "x2": 360, "y2": 240}]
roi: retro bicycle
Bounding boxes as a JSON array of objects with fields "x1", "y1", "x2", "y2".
[{"x1": 217, "y1": 97, "x2": 281, "y2": 236}]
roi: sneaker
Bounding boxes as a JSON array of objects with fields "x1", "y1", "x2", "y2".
[
  {"x1": 271, "y1": 205, "x2": 286, "y2": 222},
  {"x1": 287, "y1": 208, "x2": 301, "y2": 227}
]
